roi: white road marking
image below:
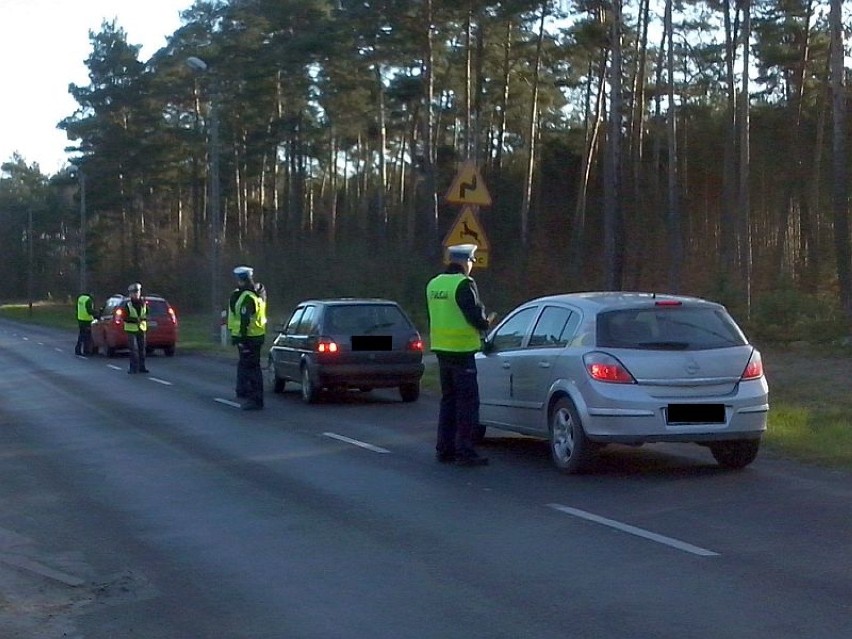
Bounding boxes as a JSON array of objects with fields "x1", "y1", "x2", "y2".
[
  {"x1": 107, "y1": 364, "x2": 123, "y2": 371},
  {"x1": 22, "y1": 337, "x2": 29, "y2": 341},
  {"x1": 546, "y1": 503, "x2": 719, "y2": 557},
  {"x1": 148, "y1": 377, "x2": 173, "y2": 386},
  {"x1": 37, "y1": 342, "x2": 44, "y2": 345},
  {"x1": 0, "y1": 552, "x2": 85, "y2": 587},
  {"x1": 214, "y1": 398, "x2": 242, "y2": 408},
  {"x1": 323, "y1": 432, "x2": 390, "y2": 454},
  {"x1": 55, "y1": 348, "x2": 63, "y2": 353}
]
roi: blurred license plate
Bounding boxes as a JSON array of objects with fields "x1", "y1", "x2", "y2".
[
  {"x1": 351, "y1": 336, "x2": 392, "y2": 351},
  {"x1": 147, "y1": 321, "x2": 158, "y2": 327},
  {"x1": 667, "y1": 404, "x2": 724, "y2": 424}
]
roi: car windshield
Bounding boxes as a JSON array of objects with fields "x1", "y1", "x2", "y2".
[
  {"x1": 325, "y1": 304, "x2": 411, "y2": 334},
  {"x1": 596, "y1": 307, "x2": 747, "y2": 350}
]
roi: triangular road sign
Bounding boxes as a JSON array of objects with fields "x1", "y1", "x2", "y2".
[
  {"x1": 445, "y1": 160, "x2": 492, "y2": 206},
  {"x1": 442, "y1": 205, "x2": 491, "y2": 250}
]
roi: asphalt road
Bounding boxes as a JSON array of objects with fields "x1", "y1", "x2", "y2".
[{"x1": 0, "y1": 318, "x2": 850, "y2": 639}]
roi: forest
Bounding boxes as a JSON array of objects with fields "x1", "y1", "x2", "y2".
[{"x1": 1, "y1": 0, "x2": 851, "y2": 340}]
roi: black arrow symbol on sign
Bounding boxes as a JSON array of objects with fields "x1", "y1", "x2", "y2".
[{"x1": 459, "y1": 175, "x2": 477, "y2": 198}]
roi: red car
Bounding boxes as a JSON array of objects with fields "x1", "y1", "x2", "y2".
[{"x1": 91, "y1": 294, "x2": 178, "y2": 357}]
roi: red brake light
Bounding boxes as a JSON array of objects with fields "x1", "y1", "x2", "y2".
[
  {"x1": 317, "y1": 338, "x2": 338, "y2": 354},
  {"x1": 408, "y1": 335, "x2": 424, "y2": 351},
  {"x1": 114, "y1": 308, "x2": 124, "y2": 323},
  {"x1": 168, "y1": 307, "x2": 177, "y2": 324},
  {"x1": 655, "y1": 300, "x2": 682, "y2": 306},
  {"x1": 583, "y1": 352, "x2": 636, "y2": 383},
  {"x1": 741, "y1": 350, "x2": 764, "y2": 380}
]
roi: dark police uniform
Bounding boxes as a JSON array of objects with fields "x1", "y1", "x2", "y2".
[
  {"x1": 75, "y1": 292, "x2": 95, "y2": 356},
  {"x1": 230, "y1": 266, "x2": 267, "y2": 410},
  {"x1": 426, "y1": 244, "x2": 491, "y2": 466}
]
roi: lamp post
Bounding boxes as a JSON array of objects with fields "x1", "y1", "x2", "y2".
[
  {"x1": 66, "y1": 162, "x2": 88, "y2": 293},
  {"x1": 186, "y1": 55, "x2": 222, "y2": 343}
]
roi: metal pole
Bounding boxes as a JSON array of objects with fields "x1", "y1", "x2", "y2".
[
  {"x1": 210, "y1": 89, "x2": 222, "y2": 343},
  {"x1": 79, "y1": 171, "x2": 87, "y2": 292},
  {"x1": 27, "y1": 208, "x2": 33, "y2": 317}
]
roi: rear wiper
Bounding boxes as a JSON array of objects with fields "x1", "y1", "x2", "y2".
[{"x1": 364, "y1": 322, "x2": 395, "y2": 333}]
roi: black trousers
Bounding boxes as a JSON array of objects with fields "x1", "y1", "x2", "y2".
[
  {"x1": 435, "y1": 352, "x2": 481, "y2": 460},
  {"x1": 128, "y1": 330, "x2": 147, "y2": 373},
  {"x1": 75, "y1": 321, "x2": 92, "y2": 355},
  {"x1": 237, "y1": 338, "x2": 264, "y2": 406}
]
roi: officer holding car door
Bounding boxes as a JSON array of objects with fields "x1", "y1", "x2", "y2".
[
  {"x1": 228, "y1": 266, "x2": 267, "y2": 410},
  {"x1": 426, "y1": 244, "x2": 496, "y2": 467}
]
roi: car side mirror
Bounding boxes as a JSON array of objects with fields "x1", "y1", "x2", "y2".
[{"x1": 481, "y1": 337, "x2": 494, "y2": 354}]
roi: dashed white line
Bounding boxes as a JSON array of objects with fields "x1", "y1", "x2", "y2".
[
  {"x1": 214, "y1": 398, "x2": 242, "y2": 408},
  {"x1": 546, "y1": 503, "x2": 719, "y2": 557},
  {"x1": 107, "y1": 364, "x2": 123, "y2": 371},
  {"x1": 22, "y1": 337, "x2": 29, "y2": 341},
  {"x1": 323, "y1": 432, "x2": 390, "y2": 454},
  {"x1": 148, "y1": 377, "x2": 173, "y2": 386},
  {"x1": 55, "y1": 348, "x2": 64, "y2": 353}
]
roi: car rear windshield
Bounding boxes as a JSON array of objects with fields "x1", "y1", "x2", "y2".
[
  {"x1": 324, "y1": 304, "x2": 412, "y2": 334},
  {"x1": 147, "y1": 300, "x2": 171, "y2": 317},
  {"x1": 596, "y1": 307, "x2": 748, "y2": 350}
]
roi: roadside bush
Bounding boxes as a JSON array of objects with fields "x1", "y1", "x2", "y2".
[{"x1": 749, "y1": 287, "x2": 848, "y2": 344}]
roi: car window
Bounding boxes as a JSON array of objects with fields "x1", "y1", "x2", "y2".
[
  {"x1": 283, "y1": 307, "x2": 306, "y2": 335},
  {"x1": 597, "y1": 307, "x2": 748, "y2": 350},
  {"x1": 491, "y1": 307, "x2": 538, "y2": 352},
  {"x1": 296, "y1": 305, "x2": 317, "y2": 335},
  {"x1": 325, "y1": 304, "x2": 411, "y2": 334},
  {"x1": 528, "y1": 306, "x2": 578, "y2": 349},
  {"x1": 146, "y1": 300, "x2": 169, "y2": 317}
]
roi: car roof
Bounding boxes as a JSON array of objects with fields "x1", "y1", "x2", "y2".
[
  {"x1": 296, "y1": 298, "x2": 400, "y2": 307},
  {"x1": 107, "y1": 293, "x2": 169, "y2": 302},
  {"x1": 525, "y1": 291, "x2": 723, "y2": 312}
]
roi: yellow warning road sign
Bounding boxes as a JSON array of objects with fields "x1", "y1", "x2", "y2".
[
  {"x1": 443, "y1": 205, "x2": 491, "y2": 249},
  {"x1": 445, "y1": 160, "x2": 492, "y2": 206}
]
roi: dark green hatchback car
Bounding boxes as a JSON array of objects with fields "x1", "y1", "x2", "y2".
[{"x1": 267, "y1": 298, "x2": 425, "y2": 403}]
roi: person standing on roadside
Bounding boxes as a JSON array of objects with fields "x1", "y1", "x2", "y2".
[
  {"x1": 74, "y1": 292, "x2": 96, "y2": 356},
  {"x1": 123, "y1": 282, "x2": 149, "y2": 374},
  {"x1": 426, "y1": 243, "x2": 495, "y2": 467},
  {"x1": 229, "y1": 266, "x2": 267, "y2": 410}
]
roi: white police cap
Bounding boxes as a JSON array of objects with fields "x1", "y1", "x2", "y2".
[
  {"x1": 233, "y1": 265, "x2": 254, "y2": 279},
  {"x1": 447, "y1": 243, "x2": 478, "y2": 261},
  {"x1": 127, "y1": 282, "x2": 142, "y2": 293}
]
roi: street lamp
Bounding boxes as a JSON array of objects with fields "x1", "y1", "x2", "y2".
[
  {"x1": 73, "y1": 167, "x2": 87, "y2": 292},
  {"x1": 186, "y1": 55, "x2": 222, "y2": 343}
]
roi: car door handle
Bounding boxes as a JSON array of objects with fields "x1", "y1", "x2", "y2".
[{"x1": 538, "y1": 361, "x2": 551, "y2": 368}]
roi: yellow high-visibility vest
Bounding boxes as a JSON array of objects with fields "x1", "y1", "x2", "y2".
[{"x1": 426, "y1": 274, "x2": 481, "y2": 352}]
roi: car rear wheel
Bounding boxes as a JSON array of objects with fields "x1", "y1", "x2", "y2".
[
  {"x1": 106, "y1": 345, "x2": 116, "y2": 357},
  {"x1": 399, "y1": 382, "x2": 420, "y2": 402},
  {"x1": 549, "y1": 397, "x2": 594, "y2": 474},
  {"x1": 300, "y1": 365, "x2": 319, "y2": 404},
  {"x1": 709, "y1": 440, "x2": 760, "y2": 469},
  {"x1": 163, "y1": 345, "x2": 175, "y2": 357}
]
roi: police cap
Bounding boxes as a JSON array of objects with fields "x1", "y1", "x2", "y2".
[
  {"x1": 447, "y1": 243, "x2": 478, "y2": 263},
  {"x1": 233, "y1": 265, "x2": 254, "y2": 280},
  {"x1": 127, "y1": 282, "x2": 142, "y2": 293}
]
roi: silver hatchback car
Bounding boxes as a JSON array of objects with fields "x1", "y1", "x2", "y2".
[{"x1": 476, "y1": 292, "x2": 769, "y2": 473}]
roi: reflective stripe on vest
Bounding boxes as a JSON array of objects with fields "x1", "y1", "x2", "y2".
[
  {"x1": 426, "y1": 274, "x2": 481, "y2": 352},
  {"x1": 234, "y1": 290, "x2": 267, "y2": 337},
  {"x1": 76, "y1": 295, "x2": 94, "y2": 322},
  {"x1": 124, "y1": 301, "x2": 148, "y2": 333}
]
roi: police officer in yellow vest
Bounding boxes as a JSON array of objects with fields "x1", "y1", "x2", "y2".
[
  {"x1": 74, "y1": 292, "x2": 96, "y2": 356},
  {"x1": 123, "y1": 282, "x2": 149, "y2": 374},
  {"x1": 229, "y1": 266, "x2": 267, "y2": 410},
  {"x1": 426, "y1": 244, "x2": 495, "y2": 466}
]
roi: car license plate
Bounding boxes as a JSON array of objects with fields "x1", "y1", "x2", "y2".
[
  {"x1": 351, "y1": 336, "x2": 392, "y2": 351},
  {"x1": 666, "y1": 404, "x2": 725, "y2": 424}
]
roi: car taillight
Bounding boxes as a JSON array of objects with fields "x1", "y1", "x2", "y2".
[
  {"x1": 583, "y1": 352, "x2": 636, "y2": 383},
  {"x1": 741, "y1": 349, "x2": 764, "y2": 380},
  {"x1": 168, "y1": 307, "x2": 177, "y2": 324},
  {"x1": 114, "y1": 308, "x2": 124, "y2": 324},
  {"x1": 408, "y1": 335, "x2": 424, "y2": 351},
  {"x1": 317, "y1": 338, "x2": 338, "y2": 354}
]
